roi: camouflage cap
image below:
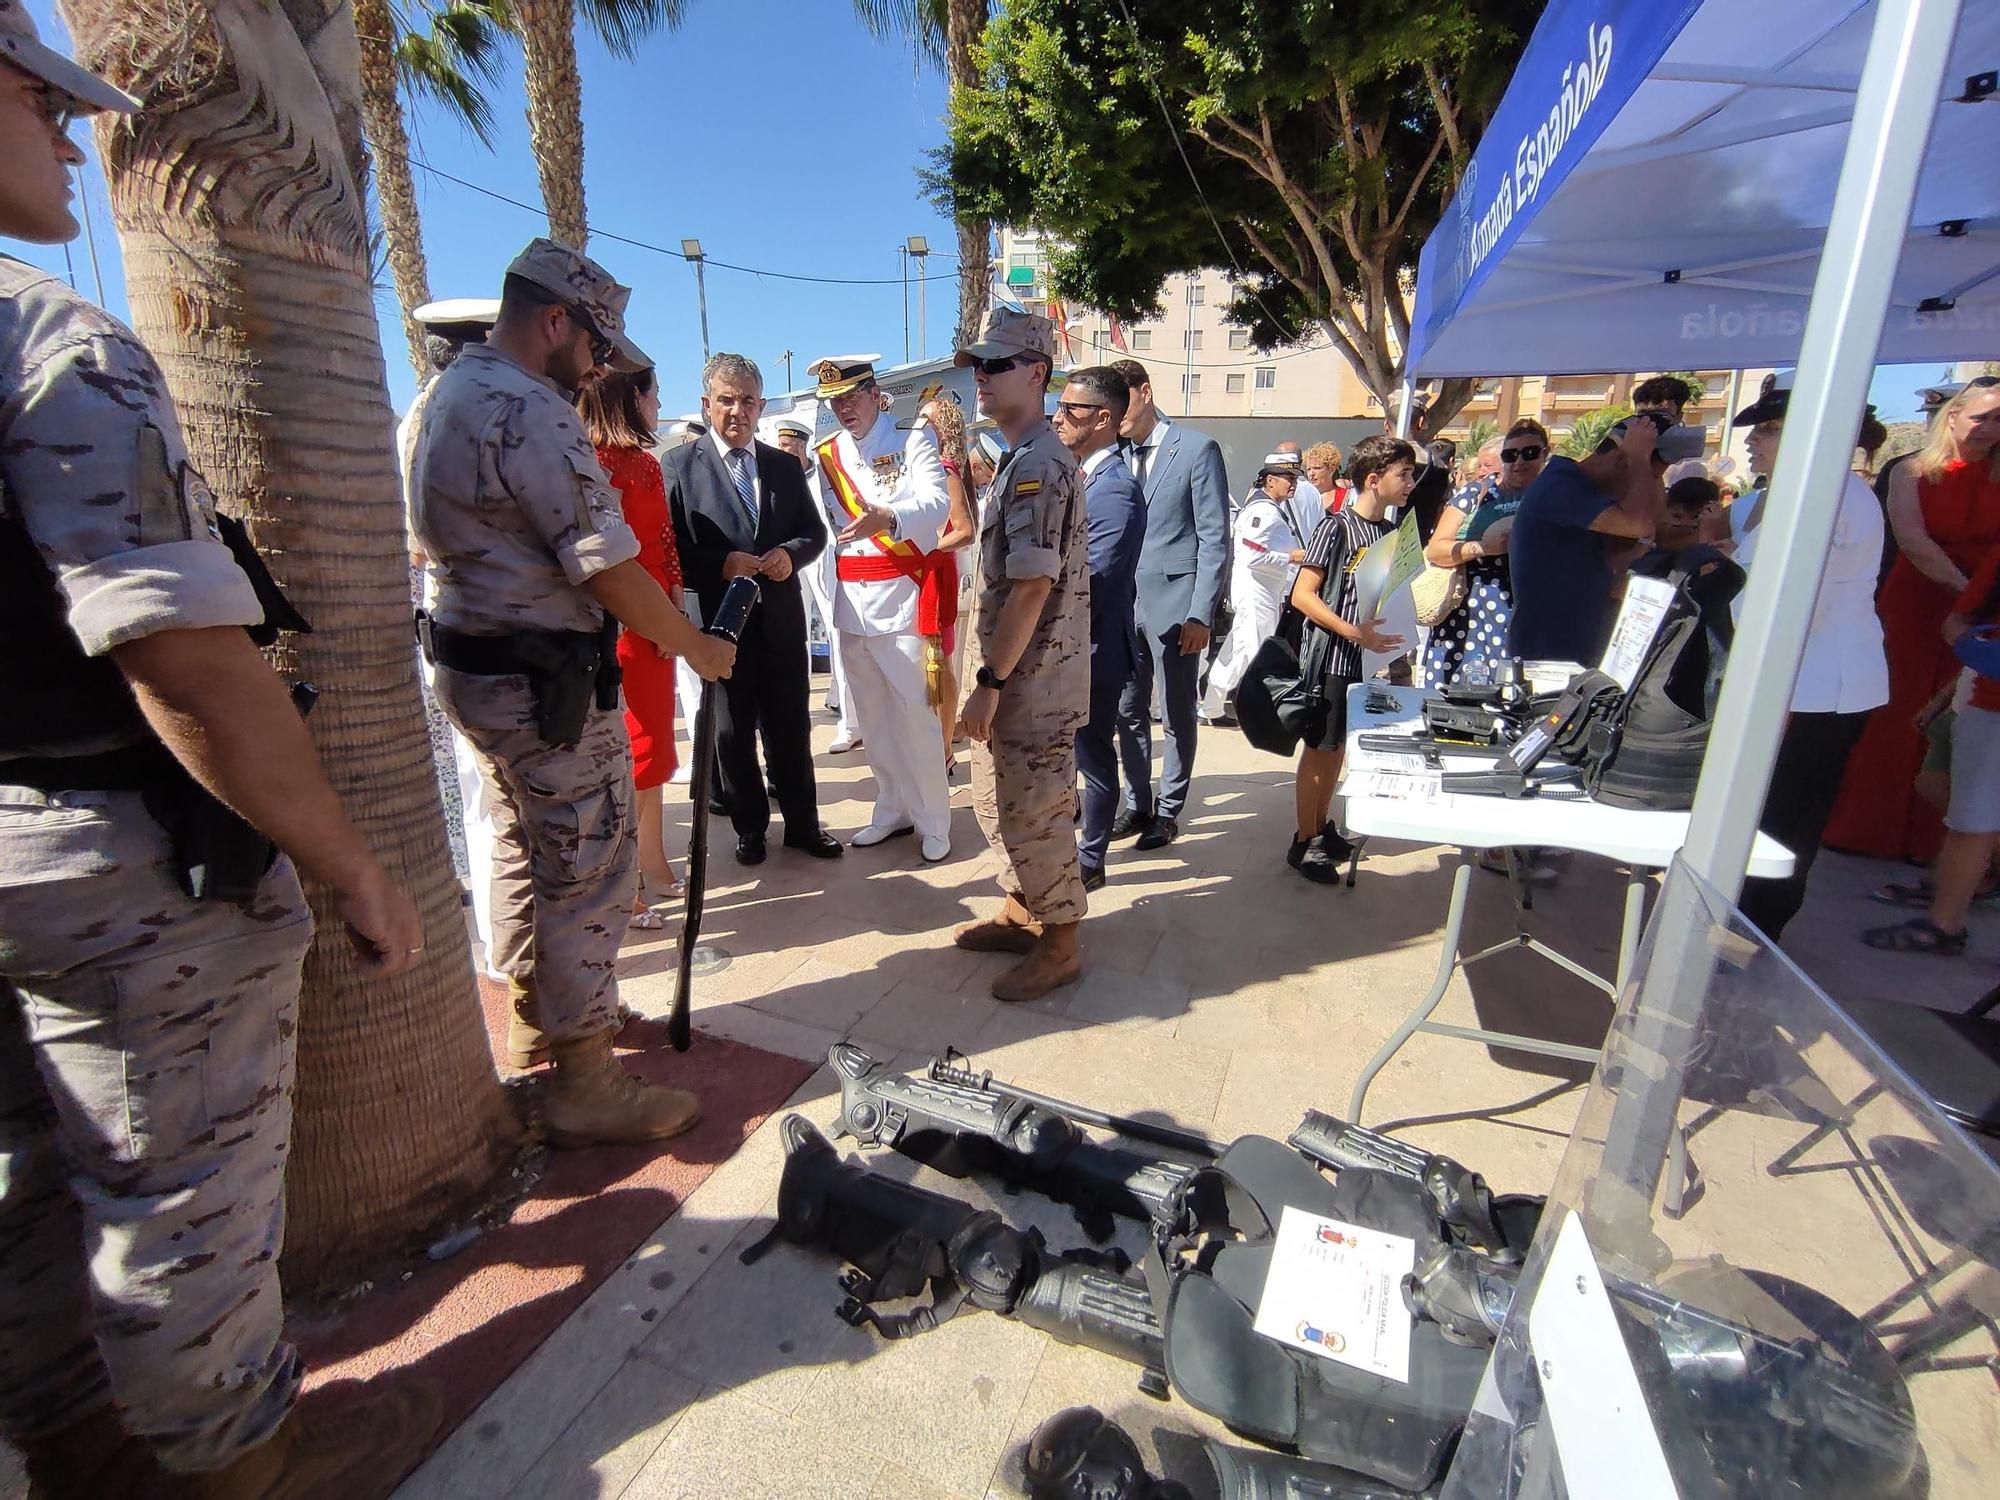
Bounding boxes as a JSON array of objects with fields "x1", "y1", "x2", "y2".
[
  {"x1": 955, "y1": 307, "x2": 1056, "y2": 369},
  {"x1": 504, "y1": 237, "x2": 650, "y2": 373},
  {"x1": 0, "y1": 0, "x2": 139, "y2": 113}
]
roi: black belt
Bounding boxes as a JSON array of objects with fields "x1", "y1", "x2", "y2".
[
  {"x1": 418, "y1": 617, "x2": 600, "y2": 676},
  {"x1": 1, "y1": 743, "x2": 168, "y2": 793}
]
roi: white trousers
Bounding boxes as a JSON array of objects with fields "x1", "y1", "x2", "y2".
[
  {"x1": 840, "y1": 629, "x2": 950, "y2": 840},
  {"x1": 424, "y1": 656, "x2": 505, "y2": 980},
  {"x1": 804, "y1": 558, "x2": 855, "y2": 731},
  {"x1": 1201, "y1": 571, "x2": 1287, "y2": 718}
]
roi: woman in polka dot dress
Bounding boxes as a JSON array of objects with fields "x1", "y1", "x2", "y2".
[{"x1": 1422, "y1": 419, "x2": 1550, "y2": 689}]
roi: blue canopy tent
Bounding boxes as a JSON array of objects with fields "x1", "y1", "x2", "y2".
[{"x1": 1403, "y1": 0, "x2": 1994, "y2": 1278}]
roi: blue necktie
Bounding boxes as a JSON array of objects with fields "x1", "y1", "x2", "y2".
[{"x1": 728, "y1": 448, "x2": 759, "y2": 531}]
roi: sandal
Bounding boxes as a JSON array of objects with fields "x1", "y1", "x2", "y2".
[
  {"x1": 628, "y1": 904, "x2": 668, "y2": 931},
  {"x1": 1870, "y1": 876, "x2": 1999, "y2": 909},
  {"x1": 1861, "y1": 918, "x2": 1968, "y2": 956}
]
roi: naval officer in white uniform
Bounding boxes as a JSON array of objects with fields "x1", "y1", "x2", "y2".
[{"x1": 807, "y1": 355, "x2": 954, "y2": 861}]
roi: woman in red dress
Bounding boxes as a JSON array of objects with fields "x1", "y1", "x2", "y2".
[
  {"x1": 1827, "y1": 377, "x2": 2000, "y2": 861},
  {"x1": 579, "y1": 365, "x2": 686, "y2": 925}
]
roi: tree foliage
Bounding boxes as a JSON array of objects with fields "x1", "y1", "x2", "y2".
[
  {"x1": 946, "y1": 0, "x2": 1543, "y2": 434},
  {"x1": 1559, "y1": 404, "x2": 1630, "y2": 460},
  {"x1": 394, "y1": 1, "x2": 513, "y2": 147}
]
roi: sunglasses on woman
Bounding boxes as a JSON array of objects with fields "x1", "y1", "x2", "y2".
[{"x1": 1500, "y1": 444, "x2": 1544, "y2": 463}]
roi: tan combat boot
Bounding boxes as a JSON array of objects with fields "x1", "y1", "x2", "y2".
[
  {"x1": 160, "y1": 1383, "x2": 440, "y2": 1499},
  {"x1": 992, "y1": 922, "x2": 1082, "y2": 1003},
  {"x1": 542, "y1": 1030, "x2": 701, "y2": 1148},
  {"x1": 953, "y1": 894, "x2": 1041, "y2": 954},
  {"x1": 505, "y1": 977, "x2": 549, "y2": 1071}
]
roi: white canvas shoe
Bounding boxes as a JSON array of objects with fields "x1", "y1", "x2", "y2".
[
  {"x1": 828, "y1": 731, "x2": 863, "y2": 753},
  {"x1": 852, "y1": 822, "x2": 914, "y2": 848}
]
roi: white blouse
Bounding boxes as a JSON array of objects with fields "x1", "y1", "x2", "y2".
[{"x1": 1729, "y1": 472, "x2": 1890, "y2": 714}]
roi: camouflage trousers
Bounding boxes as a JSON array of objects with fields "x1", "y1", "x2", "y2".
[
  {"x1": 971, "y1": 720, "x2": 1088, "y2": 926},
  {"x1": 0, "y1": 785, "x2": 311, "y2": 1471},
  {"x1": 435, "y1": 669, "x2": 634, "y2": 1042}
]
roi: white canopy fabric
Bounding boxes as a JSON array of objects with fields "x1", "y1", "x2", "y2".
[{"x1": 1409, "y1": 0, "x2": 2000, "y2": 378}]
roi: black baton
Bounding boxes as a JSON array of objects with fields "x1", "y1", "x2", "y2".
[{"x1": 669, "y1": 576, "x2": 761, "y2": 1052}]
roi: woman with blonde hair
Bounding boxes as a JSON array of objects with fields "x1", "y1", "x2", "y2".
[
  {"x1": 910, "y1": 393, "x2": 978, "y2": 775},
  {"x1": 1828, "y1": 376, "x2": 2000, "y2": 860},
  {"x1": 577, "y1": 364, "x2": 688, "y2": 924}
]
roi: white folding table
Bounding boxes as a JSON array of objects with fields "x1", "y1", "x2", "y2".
[{"x1": 1337, "y1": 684, "x2": 1794, "y2": 1121}]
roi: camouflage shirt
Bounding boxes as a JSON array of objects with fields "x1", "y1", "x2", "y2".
[
  {"x1": 971, "y1": 418, "x2": 1089, "y2": 734},
  {"x1": 0, "y1": 256, "x2": 262, "y2": 662},
  {"x1": 408, "y1": 343, "x2": 638, "y2": 635}
]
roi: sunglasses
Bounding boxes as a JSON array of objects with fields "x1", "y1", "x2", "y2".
[
  {"x1": 1500, "y1": 444, "x2": 1544, "y2": 463},
  {"x1": 27, "y1": 82, "x2": 78, "y2": 138},
  {"x1": 971, "y1": 355, "x2": 1022, "y2": 377},
  {"x1": 562, "y1": 304, "x2": 614, "y2": 367},
  {"x1": 1055, "y1": 400, "x2": 1108, "y2": 419}
]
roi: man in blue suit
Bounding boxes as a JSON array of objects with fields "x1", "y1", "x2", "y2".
[
  {"x1": 1053, "y1": 366, "x2": 1146, "y2": 890},
  {"x1": 1106, "y1": 359, "x2": 1230, "y2": 850}
]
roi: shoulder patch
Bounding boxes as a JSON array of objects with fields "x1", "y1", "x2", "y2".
[{"x1": 1015, "y1": 479, "x2": 1042, "y2": 496}]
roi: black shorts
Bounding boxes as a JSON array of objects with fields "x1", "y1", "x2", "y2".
[{"x1": 1307, "y1": 679, "x2": 1356, "y2": 753}]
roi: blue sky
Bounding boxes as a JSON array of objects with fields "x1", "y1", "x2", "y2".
[{"x1": 17, "y1": 0, "x2": 1949, "y2": 422}]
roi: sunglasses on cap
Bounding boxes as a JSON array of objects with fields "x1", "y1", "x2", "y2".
[{"x1": 1500, "y1": 444, "x2": 1544, "y2": 463}]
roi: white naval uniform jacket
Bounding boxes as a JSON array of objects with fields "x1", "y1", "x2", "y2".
[{"x1": 813, "y1": 414, "x2": 952, "y2": 638}]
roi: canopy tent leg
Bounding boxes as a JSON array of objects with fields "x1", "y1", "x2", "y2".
[
  {"x1": 1394, "y1": 378, "x2": 1416, "y2": 438},
  {"x1": 1590, "y1": 0, "x2": 1968, "y2": 1253}
]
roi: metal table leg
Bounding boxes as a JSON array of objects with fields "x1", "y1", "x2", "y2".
[{"x1": 1348, "y1": 857, "x2": 1475, "y2": 1119}]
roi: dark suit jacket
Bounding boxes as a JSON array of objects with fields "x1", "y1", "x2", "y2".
[
  {"x1": 1083, "y1": 451, "x2": 1145, "y2": 689},
  {"x1": 663, "y1": 437, "x2": 825, "y2": 644},
  {"x1": 1129, "y1": 420, "x2": 1230, "y2": 641}
]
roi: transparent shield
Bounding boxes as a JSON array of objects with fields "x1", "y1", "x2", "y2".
[{"x1": 1442, "y1": 857, "x2": 2000, "y2": 1500}]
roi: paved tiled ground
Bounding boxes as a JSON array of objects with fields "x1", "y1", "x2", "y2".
[
  {"x1": 2, "y1": 701, "x2": 1987, "y2": 1499},
  {"x1": 392, "y1": 704, "x2": 1999, "y2": 1500}
]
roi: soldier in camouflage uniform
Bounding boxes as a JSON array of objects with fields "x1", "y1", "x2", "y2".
[
  {"x1": 951, "y1": 310, "x2": 1091, "y2": 1001},
  {"x1": 0, "y1": 6, "x2": 431, "y2": 1493},
  {"x1": 410, "y1": 238, "x2": 735, "y2": 1147}
]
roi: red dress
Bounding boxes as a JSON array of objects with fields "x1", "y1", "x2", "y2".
[
  {"x1": 598, "y1": 446, "x2": 683, "y2": 790},
  {"x1": 1826, "y1": 459, "x2": 2000, "y2": 860}
]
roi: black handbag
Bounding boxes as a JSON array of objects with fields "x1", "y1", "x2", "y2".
[{"x1": 1235, "y1": 592, "x2": 1335, "y2": 757}]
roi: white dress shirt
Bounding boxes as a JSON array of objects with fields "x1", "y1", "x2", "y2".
[
  {"x1": 1730, "y1": 471, "x2": 1889, "y2": 714},
  {"x1": 1079, "y1": 444, "x2": 1119, "y2": 480}
]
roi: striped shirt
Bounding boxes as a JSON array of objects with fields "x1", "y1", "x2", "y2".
[{"x1": 1301, "y1": 506, "x2": 1396, "y2": 683}]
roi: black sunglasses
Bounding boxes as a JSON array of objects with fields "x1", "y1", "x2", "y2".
[
  {"x1": 1500, "y1": 444, "x2": 1544, "y2": 463},
  {"x1": 562, "y1": 303, "x2": 614, "y2": 366},
  {"x1": 1055, "y1": 399, "x2": 1108, "y2": 419},
  {"x1": 971, "y1": 355, "x2": 1022, "y2": 376}
]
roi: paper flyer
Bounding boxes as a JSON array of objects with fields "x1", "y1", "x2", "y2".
[
  {"x1": 1251, "y1": 1205, "x2": 1417, "y2": 1384},
  {"x1": 1350, "y1": 510, "x2": 1426, "y2": 626},
  {"x1": 1598, "y1": 575, "x2": 1677, "y2": 689}
]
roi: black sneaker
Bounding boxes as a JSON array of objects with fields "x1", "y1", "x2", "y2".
[
  {"x1": 1287, "y1": 837, "x2": 1312, "y2": 869},
  {"x1": 1295, "y1": 842, "x2": 1346, "y2": 885},
  {"x1": 1318, "y1": 823, "x2": 1355, "y2": 863}
]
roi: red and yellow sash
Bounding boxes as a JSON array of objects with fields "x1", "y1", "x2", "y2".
[{"x1": 817, "y1": 435, "x2": 957, "y2": 641}]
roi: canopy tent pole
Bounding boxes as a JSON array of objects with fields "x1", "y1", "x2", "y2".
[
  {"x1": 1394, "y1": 378, "x2": 1415, "y2": 438},
  {"x1": 1589, "y1": 0, "x2": 1966, "y2": 1258}
]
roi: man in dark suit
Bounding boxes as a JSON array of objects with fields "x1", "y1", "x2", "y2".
[
  {"x1": 665, "y1": 352, "x2": 841, "y2": 864},
  {"x1": 1054, "y1": 366, "x2": 1146, "y2": 891},
  {"x1": 1106, "y1": 359, "x2": 1229, "y2": 851}
]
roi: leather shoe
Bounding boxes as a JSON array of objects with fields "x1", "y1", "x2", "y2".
[
  {"x1": 735, "y1": 833, "x2": 767, "y2": 865},
  {"x1": 828, "y1": 731, "x2": 863, "y2": 753},
  {"x1": 1109, "y1": 808, "x2": 1153, "y2": 840},
  {"x1": 707, "y1": 794, "x2": 730, "y2": 816},
  {"x1": 784, "y1": 828, "x2": 844, "y2": 859},
  {"x1": 1134, "y1": 816, "x2": 1178, "y2": 851},
  {"x1": 1080, "y1": 863, "x2": 1106, "y2": 892},
  {"x1": 920, "y1": 834, "x2": 951, "y2": 863},
  {"x1": 852, "y1": 822, "x2": 914, "y2": 848}
]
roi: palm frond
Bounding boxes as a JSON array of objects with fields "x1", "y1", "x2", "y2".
[
  {"x1": 577, "y1": 0, "x2": 693, "y2": 61},
  {"x1": 851, "y1": 0, "x2": 950, "y2": 69},
  {"x1": 393, "y1": 1, "x2": 512, "y2": 147}
]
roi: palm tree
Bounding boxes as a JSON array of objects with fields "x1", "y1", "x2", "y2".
[
  {"x1": 59, "y1": 0, "x2": 522, "y2": 1296},
  {"x1": 356, "y1": 0, "x2": 511, "y2": 383},
  {"x1": 855, "y1": 0, "x2": 991, "y2": 347},
  {"x1": 513, "y1": 0, "x2": 691, "y2": 249}
]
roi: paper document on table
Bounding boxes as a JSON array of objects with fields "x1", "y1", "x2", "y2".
[
  {"x1": 1347, "y1": 770, "x2": 1442, "y2": 804},
  {"x1": 1252, "y1": 1206, "x2": 1416, "y2": 1383},
  {"x1": 1598, "y1": 576, "x2": 1677, "y2": 689},
  {"x1": 1350, "y1": 510, "x2": 1425, "y2": 625},
  {"x1": 1356, "y1": 749, "x2": 1427, "y2": 774}
]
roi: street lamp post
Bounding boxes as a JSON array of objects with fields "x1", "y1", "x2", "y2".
[
  {"x1": 681, "y1": 238, "x2": 710, "y2": 363},
  {"x1": 907, "y1": 235, "x2": 930, "y2": 360},
  {"x1": 899, "y1": 246, "x2": 910, "y2": 364}
]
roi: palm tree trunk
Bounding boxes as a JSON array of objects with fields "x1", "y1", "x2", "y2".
[
  {"x1": 59, "y1": 0, "x2": 521, "y2": 1297},
  {"x1": 513, "y1": 0, "x2": 590, "y2": 248},
  {"x1": 945, "y1": 0, "x2": 988, "y2": 347},
  {"x1": 354, "y1": 0, "x2": 434, "y2": 385}
]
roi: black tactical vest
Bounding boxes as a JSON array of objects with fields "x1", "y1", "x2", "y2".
[{"x1": 0, "y1": 509, "x2": 148, "y2": 756}]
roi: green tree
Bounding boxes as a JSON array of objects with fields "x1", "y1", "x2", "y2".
[
  {"x1": 946, "y1": 0, "x2": 1542, "y2": 434},
  {"x1": 355, "y1": 0, "x2": 511, "y2": 382},
  {"x1": 1462, "y1": 417, "x2": 1498, "y2": 457},
  {"x1": 1559, "y1": 404, "x2": 1631, "y2": 460},
  {"x1": 855, "y1": 0, "x2": 994, "y2": 346}
]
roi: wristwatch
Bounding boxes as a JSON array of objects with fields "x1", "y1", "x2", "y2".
[
  {"x1": 976, "y1": 665, "x2": 1009, "y2": 691},
  {"x1": 882, "y1": 509, "x2": 901, "y2": 540}
]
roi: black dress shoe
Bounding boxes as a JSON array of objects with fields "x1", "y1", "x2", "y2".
[
  {"x1": 708, "y1": 795, "x2": 730, "y2": 817},
  {"x1": 1080, "y1": 863, "x2": 1106, "y2": 893},
  {"x1": 1134, "y1": 816, "x2": 1178, "y2": 851},
  {"x1": 1109, "y1": 808, "x2": 1153, "y2": 841},
  {"x1": 735, "y1": 833, "x2": 767, "y2": 865},
  {"x1": 783, "y1": 828, "x2": 844, "y2": 859}
]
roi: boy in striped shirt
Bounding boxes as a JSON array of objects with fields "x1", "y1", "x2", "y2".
[{"x1": 1285, "y1": 435, "x2": 1416, "y2": 882}]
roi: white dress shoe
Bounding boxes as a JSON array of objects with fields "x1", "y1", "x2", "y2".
[
  {"x1": 829, "y1": 731, "x2": 863, "y2": 753},
  {"x1": 852, "y1": 822, "x2": 913, "y2": 848},
  {"x1": 920, "y1": 835, "x2": 951, "y2": 863}
]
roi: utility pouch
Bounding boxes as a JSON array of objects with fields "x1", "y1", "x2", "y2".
[{"x1": 511, "y1": 630, "x2": 599, "y2": 748}]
